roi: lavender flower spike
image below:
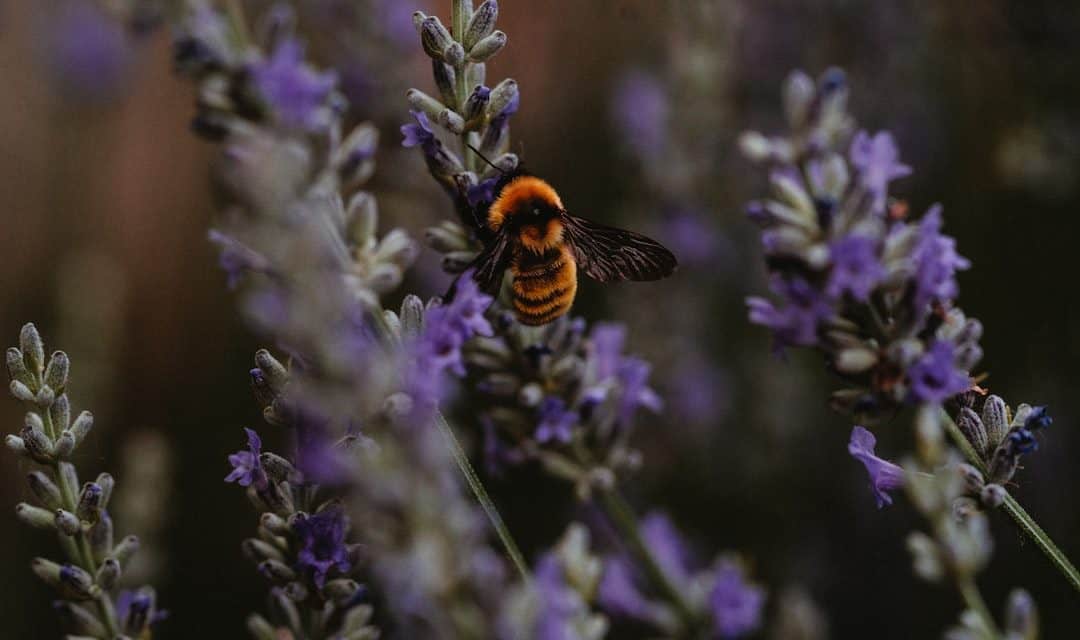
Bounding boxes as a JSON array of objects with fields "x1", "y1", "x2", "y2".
[
  {"x1": 225, "y1": 427, "x2": 268, "y2": 490},
  {"x1": 849, "y1": 130, "x2": 911, "y2": 214},
  {"x1": 710, "y1": 560, "x2": 766, "y2": 638},
  {"x1": 848, "y1": 426, "x2": 906, "y2": 508}
]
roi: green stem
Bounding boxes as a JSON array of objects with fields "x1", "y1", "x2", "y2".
[
  {"x1": 596, "y1": 488, "x2": 699, "y2": 632},
  {"x1": 224, "y1": 0, "x2": 252, "y2": 48},
  {"x1": 942, "y1": 411, "x2": 1080, "y2": 593},
  {"x1": 958, "y1": 577, "x2": 1001, "y2": 637},
  {"x1": 435, "y1": 412, "x2": 531, "y2": 582}
]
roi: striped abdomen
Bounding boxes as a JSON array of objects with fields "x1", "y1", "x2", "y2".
[{"x1": 511, "y1": 245, "x2": 578, "y2": 325}]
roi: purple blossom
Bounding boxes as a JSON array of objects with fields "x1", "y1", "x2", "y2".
[
  {"x1": 293, "y1": 508, "x2": 352, "y2": 588},
  {"x1": 535, "y1": 397, "x2": 577, "y2": 444},
  {"x1": 615, "y1": 357, "x2": 663, "y2": 426},
  {"x1": 598, "y1": 513, "x2": 691, "y2": 622},
  {"x1": 401, "y1": 109, "x2": 436, "y2": 149},
  {"x1": 533, "y1": 553, "x2": 587, "y2": 640},
  {"x1": 910, "y1": 205, "x2": 970, "y2": 312},
  {"x1": 612, "y1": 71, "x2": 669, "y2": 158},
  {"x1": 710, "y1": 561, "x2": 766, "y2": 638},
  {"x1": 467, "y1": 176, "x2": 500, "y2": 207},
  {"x1": 746, "y1": 275, "x2": 833, "y2": 348},
  {"x1": 849, "y1": 130, "x2": 911, "y2": 213},
  {"x1": 115, "y1": 589, "x2": 167, "y2": 634},
  {"x1": 660, "y1": 211, "x2": 724, "y2": 268},
  {"x1": 847, "y1": 426, "x2": 906, "y2": 508},
  {"x1": 640, "y1": 513, "x2": 691, "y2": 587},
  {"x1": 249, "y1": 38, "x2": 337, "y2": 132},
  {"x1": 826, "y1": 235, "x2": 885, "y2": 301},
  {"x1": 597, "y1": 556, "x2": 651, "y2": 619},
  {"x1": 208, "y1": 230, "x2": 269, "y2": 289},
  {"x1": 907, "y1": 340, "x2": 970, "y2": 404},
  {"x1": 590, "y1": 323, "x2": 627, "y2": 381},
  {"x1": 45, "y1": 3, "x2": 132, "y2": 101},
  {"x1": 225, "y1": 428, "x2": 268, "y2": 490}
]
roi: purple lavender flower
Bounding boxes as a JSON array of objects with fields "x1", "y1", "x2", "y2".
[
  {"x1": 849, "y1": 130, "x2": 911, "y2": 213},
  {"x1": 746, "y1": 275, "x2": 833, "y2": 348},
  {"x1": 535, "y1": 397, "x2": 576, "y2": 444},
  {"x1": 907, "y1": 340, "x2": 970, "y2": 404},
  {"x1": 710, "y1": 561, "x2": 765, "y2": 638},
  {"x1": 640, "y1": 513, "x2": 691, "y2": 587},
  {"x1": 533, "y1": 553, "x2": 588, "y2": 640},
  {"x1": 848, "y1": 426, "x2": 906, "y2": 508},
  {"x1": 249, "y1": 38, "x2": 337, "y2": 132},
  {"x1": 590, "y1": 323, "x2": 627, "y2": 381},
  {"x1": 116, "y1": 589, "x2": 168, "y2": 635},
  {"x1": 826, "y1": 235, "x2": 885, "y2": 301},
  {"x1": 208, "y1": 230, "x2": 270, "y2": 289},
  {"x1": 597, "y1": 556, "x2": 651, "y2": 619},
  {"x1": 660, "y1": 211, "x2": 723, "y2": 268},
  {"x1": 612, "y1": 71, "x2": 669, "y2": 158},
  {"x1": 45, "y1": 2, "x2": 132, "y2": 101},
  {"x1": 467, "y1": 176, "x2": 500, "y2": 208},
  {"x1": 615, "y1": 358, "x2": 663, "y2": 426},
  {"x1": 910, "y1": 205, "x2": 971, "y2": 312},
  {"x1": 225, "y1": 428, "x2": 268, "y2": 490},
  {"x1": 293, "y1": 508, "x2": 352, "y2": 588},
  {"x1": 401, "y1": 109, "x2": 436, "y2": 149}
]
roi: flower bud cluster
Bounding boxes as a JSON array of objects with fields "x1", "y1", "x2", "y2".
[{"x1": 5, "y1": 324, "x2": 163, "y2": 638}]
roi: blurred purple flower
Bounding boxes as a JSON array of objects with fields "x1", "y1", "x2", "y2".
[
  {"x1": 533, "y1": 553, "x2": 588, "y2": 640},
  {"x1": 115, "y1": 589, "x2": 168, "y2": 634},
  {"x1": 907, "y1": 340, "x2": 970, "y2": 404},
  {"x1": 467, "y1": 176, "x2": 500, "y2": 208},
  {"x1": 615, "y1": 357, "x2": 663, "y2": 425},
  {"x1": 661, "y1": 211, "x2": 722, "y2": 267},
  {"x1": 401, "y1": 109, "x2": 436, "y2": 149},
  {"x1": 849, "y1": 130, "x2": 911, "y2": 213},
  {"x1": 208, "y1": 230, "x2": 270, "y2": 289},
  {"x1": 590, "y1": 323, "x2": 627, "y2": 381},
  {"x1": 225, "y1": 428, "x2": 268, "y2": 490},
  {"x1": 612, "y1": 71, "x2": 669, "y2": 158},
  {"x1": 669, "y1": 359, "x2": 731, "y2": 425},
  {"x1": 45, "y1": 3, "x2": 132, "y2": 101},
  {"x1": 597, "y1": 556, "x2": 651, "y2": 619},
  {"x1": 911, "y1": 205, "x2": 970, "y2": 312},
  {"x1": 293, "y1": 508, "x2": 352, "y2": 588},
  {"x1": 535, "y1": 397, "x2": 576, "y2": 444},
  {"x1": 640, "y1": 513, "x2": 691, "y2": 586},
  {"x1": 250, "y1": 38, "x2": 337, "y2": 132},
  {"x1": 746, "y1": 275, "x2": 832, "y2": 348},
  {"x1": 827, "y1": 235, "x2": 884, "y2": 301},
  {"x1": 710, "y1": 560, "x2": 766, "y2": 638},
  {"x1": 848, "y1": 425, "x2": 905, "y2": 508}
]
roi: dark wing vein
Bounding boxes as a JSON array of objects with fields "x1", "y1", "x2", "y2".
[{"x1": 563, "y1": 215, "x2": 677, "y2": 282}]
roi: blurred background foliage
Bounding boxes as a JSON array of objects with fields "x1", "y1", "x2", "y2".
[{"x1": 1, "y1": 1, "x2": 1079, "y2": 637}]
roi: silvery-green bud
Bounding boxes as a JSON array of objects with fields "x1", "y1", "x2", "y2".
[
  {"x1": 833, "y1": 347, "x2": 878, "y2": 374},
  {"x1": 479, "y1": 373, "x2": 520, "y2": 396},
  {"x1": 259, "y1": 559, "x2": 297, "y2": 584},
  {"x1": 95, "y1": 473, "x2": 114, "y2": 509},
  {"x1": 53, "y1": 430, "x2": 75, "y2": 459},
  {"x1": 1005, "y1": 589, "x2": 1038, "y2": 640},
  {"x1": 411, "y1": 10, "x2": 428, "y2": 29},
  {"x1": 244, "y1": 538, "x2": 286, "y2": 563},
  {"x1": 1011, "y1": 403, "x2": 1034, "y2": 429},
  {"x1": 58, "y1": 461, "x2": 79, "y2": 495},
  {"x1": 261, "y1": 452, "x2": 300, "y2": 484},
  {"x1": 980, "y1": 483, "x2": 1007, "y2": 509},
  {"x1": 260, "y1": 512, "x2": 290, "y2": 537},
  {"x1": 49, "y1": 393, "x2": 70, "y2": 432},
  {"x1": 44, "y1": 351, "x2": 69, "y2": 392},
  {"x1": 739, "y1": 131, "x2": 774, "y2": 163},
  {"x1": 463, "y1": 85, "x2": 491, "y2": 126},
  {"x1": 425, "y1": 221, "x2": 471, "y2": 254},
  {"x1": 382, "y1": 392, "x2": 414, "y2": 423},
  {"x1": 10, "y1": 379, "x2": 35, "y2": 402},
  {"x1": 444, "y1": 42, "x2": 465, "y2": 67},
  {"x1": 406, "y1": 88, "x2": 448, "y2": 125},
  {"x1": 376, "y1": 228, "x2": 419, "y2": 266},
  {"x1": 111, "y1": 534, "x2": 139, "y2": 566},
  {"x1": 419, "y1": 16, "x2": 454, "y2": 60},
  {"x1": 323, "y1": 578, "x2": 362, "y2": 603},
  {"x1": 283, "y1": 582, "x2": 309, "y2": 603},
  {"x1": 518, "y1": 383, "x2": 544, "y2": 408},
  {"x1": 981, "y1": 395, "x2": 1010, "y2": 447},
  {"x1": 443, "y1": 250, "x2": 478, "y2": 273},
  {"x1": 28, "y1": 471, "x2": 62, "y2": 509},
  {"x1": 782, "y1": 70, "x2": 815, "y2": 129},
  {"x1": 55, "y1": 509, "x2": 81, "y2": 536},
  {"x1": 335, "y1": 123, "x2": 378, "y2": 187},
  {"x1": 246, "y1": 614, "x2": 277, "y2": 640},
  {"x1": 489, "y1": 152, "x2": 519, "y2": 175},
  {"x1": 34, "y1": 384, "x2": 55, "y2": 407},
  {"x1": 32, "y1": 559, "x2": 96, "y2": 600},
  {"x1": 254, "y1": 349, "x2": 289, "y2": 392},
  {"x1": 468, "y1": 30, "x2": 506, "y2": 63},
  {"x1": 5, "y1": 434, "x2": 26, "y2": 457},
  {"x1": 439, "y1": 108, "x2": 465, "y2": 134},
  {"x1": 957, "y1": 463, "x2": 985, "y2": 494},
  {"x1": 914, "y1": 406, "x2": 944, "y2": 465},
  {"x1": 270, "y1": 588, "x2": 302, "y2": 632},
  {"x1": 15, "y1": 503, "x2": 55, "y2": 530},
  {"x1": 77, "y1": 482, "x2": 103, "y2": 523},
  {"x1": 20, "y1": 324, "x2": 45, "y2": 375},
  {"x1": 88, "y1": 514, "x2": 115, "y2": 563},
  {"x1": 6, "y1": 347, "x2": 33, "y2": 388},
  {"x1": 955, "y1": 344, "x2": 982, "y2": 371},
  {"x1": 464, "y1": 0, "x2": 498, "y2": 49},
  {"x1": 467, "y1": 62, "x2": 486, "y2": 91},
  {"x1": 54, "y1": 602, "x2": 106, "y2": 637},
  {"x1": 399, "y1": 295, "x2": 425, "y2": 338},
  {"x1": 21, "y1": 424, "x2": 54, "y2": 464},
  {"x1": 486, "y1": 79, "x2": 518, "y2": 119},
  {"x1": 96, "y1": 558, "x2": 121, "y2": 590},
  {"x1": 956, "y1": 408, "x2": 989, "y2": 457},
  {"x1": 69, "y1": 411, "x2": 94, "y2": 446},
  {"x1": 906, "y1": 532, "x2": 943, "y2": 582},
  {"x1": 433, "y1": 60, "x2": 457, "y2": 108}
]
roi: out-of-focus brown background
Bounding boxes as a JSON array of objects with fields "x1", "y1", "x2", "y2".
[{"x1": 2, "y1": 1, "x2": 1080, "y2": 638}]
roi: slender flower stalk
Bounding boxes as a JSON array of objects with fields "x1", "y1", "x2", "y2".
[{"x1": 5, "y1": 324, "x2": 163, "y2": 638}]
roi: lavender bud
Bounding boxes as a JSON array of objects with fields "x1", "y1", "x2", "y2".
[
  {"x1": 956, "y1": 408, "x2": 989, "y2": 457},
  {"x1": 464, "y1": 0, "x2": 499, "y2": 49},
  {"x1": 19, "y1": 324, "x2": 45, "y2": 376},
  {"x1": 69, "y1": 410, "x2": 94, "y2": 446},
  {"x1": 122, "y1": 589, "x2": 156, "y2": 636},
  {"x1": 411, "y1": 10, "x2": 428, "y2": 29},
  {"x1": 467, "y1": 31, "x2": 507, "y2": 63},
  {"x1": 478, "y1": 373, "x2": 520, "y2": 396},
  {"x1": 739, "y1": 131, "x2": 773, "y2": 163},
  {"x1": 88, "y1": 514, "x2": 115, "y2": 563},
  {"x1": 5, "y1": 434, "x2": 26, "y2": 457},
  {"x1": 957, "y1": 463, "x2": 985, "y2": 494},
  {"x1": 53, "y1": 430, "x2": 75, "y2": 459},
  {"x1": 486, "y1": 79, "x2": 518, "y2": 119},
  {"x1": 439, "y1": 108, "x2": 466, "y2": 134},
  {"x1": 283, "y1": 581, "x2": 308, "y2": 602},
  {"x1": 467, "y1": 61, "x2": 487, "y2": 91},
  {"x1": 906, "y1": 532, "x2": 943, "y2": 582},
  {"x1": 980, "y1": 483, "x2": 1007, "y2": 509},
  {"x1": 269, "y1": 587, "x2": 302, "y2": 632},
  {"x1": 32, "y1": 559, "x2": 96, "y2": 600},
  {"x1": 260, "y1": 512, "x2": 290, "y2": 537},
  {"x1": 419, "y1": 16, "x2": 454, "y2": 61},
  {"x1": 518, "y1": 383, "x2": 544, "y2": 408},
  {"x1": 58, "y1": 462, "x2": 79, "y2": 497},
  {"x1": 111, "y1": 534, "x2": 139, "y2": 566},
  {"x1": 244, "y1": 537, "x2": 286, "y2": 563},
  {"x1": 9, "y1": 380, "x2": 35, "y2": 402},
  {"x1": 443, "y1": 250, "x2": 478, "y2": 272},
  {"x1": 95, "y1": 473, "x2": 114, "y2": 509},
  {"x1": 347, "y1": 191, "x2": 379, "y2": 246},
  {"x1": 782, "y1": 70, "x2": 816, "y2": 129},
  {"x1": 20, "y1": 424, "x2": 54, "y2": 464},
  {"x1": 43, "y1": 351, "x2": 69, "y2": 392},
  {"x1": 34, "y1": 384, "x2": 55, "y2": 407},
  {"x1": 833, "y1": 347, "x2": 878, "y2": 374},
  {"x1": 254, "y1": 350, "x2": 289, "y2": 394},
  {"x1": 1005, "y1": 589, "x2": 1039, "y2": 640},
  {"x1": 444, "y1": 42, "x2": 466, "y2": 67},
  {"x1": 258, "y1": 559, "x2": 297, "y2": 584},
  {"x1": 260, "y1": 452, "x2": 300, "y2": 484},
  {"x1": 96, "y1": 557, "x2": 121, "y2": 590},
  {"x1": 77, "y1": 482, "x2": 103, "y2": 523},
  {"x1": 49, "y1": 393, "x2": 71, "y2": 432},
  {"x1": 1011, "y1": 404, "x2": 1034, "y2": 429},
  {"x1": 323, "y1": 578, "x2": 362, "y2": 603},
  {"x1": 955, "y1": 344, "x2": 982, "y2": 371},
  {"x1": 27, "y1": 471, "x2": 62, "y2": 509},
  {"x1": 55, "y1": 509, "x2": 81, "y2": 536},
  {"x1": 463, "y1": 85, "x2": 491, "y2": 125},
  {"x1": 15, "y1": 503, "x2": 56, "y2": 530},
  {"x1": 433, "y1": 60, "x2": 457, "y2": 107},
  {"x1": 53, "y1": 601, "x2": 106, "y2": 637},
  {"x1": 247, "y1": 614, "x2": 277, "y2": 640},
  {"x1": 406, "y1": 88, "x2": 449, "y2": 125},
  {"x1": 6, "y1": 347, "x2": 33, "y2": 388}
]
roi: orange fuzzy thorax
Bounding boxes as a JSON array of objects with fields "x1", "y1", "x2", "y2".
[{"x1": 487, "y1": 176, "x2": 566, "y2": 252}]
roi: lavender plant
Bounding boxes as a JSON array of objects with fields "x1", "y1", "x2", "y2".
[
  {"x1": 5, "y1": 324, "x2": 163, "y2": 638},
  {"x1": 739, "y1": 68, "x2": 1066, "y2": 636}
]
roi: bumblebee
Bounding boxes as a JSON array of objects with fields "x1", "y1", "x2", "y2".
[{"x1": 457, "y1": 162, "x2": 677, "y2": 325}]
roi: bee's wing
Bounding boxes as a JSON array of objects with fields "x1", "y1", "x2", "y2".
[
  {"x1": 562, "y1": 214, "x2": 677, "y2": 282},
  {"x1": 468, "y1": 227, "x2": 514, "y2": 294}
]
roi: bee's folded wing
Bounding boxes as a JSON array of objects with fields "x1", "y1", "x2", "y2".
[{"x1": 562, "y1": 215, "x2": 677, "y2": 282}]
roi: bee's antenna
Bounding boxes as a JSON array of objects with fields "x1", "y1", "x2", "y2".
[{"x1": 466, "y1": 143, "x2": 505, "y2": 175}]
